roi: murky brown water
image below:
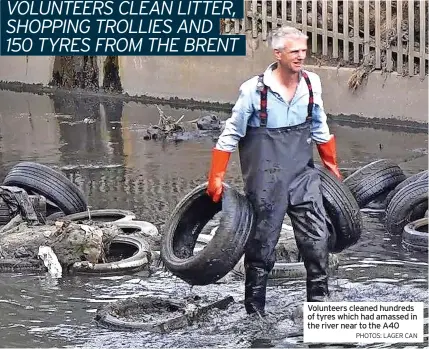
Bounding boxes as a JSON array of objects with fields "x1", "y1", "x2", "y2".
[{"x1": 0, "y1": 89, "x2": 427, "y2": 348}]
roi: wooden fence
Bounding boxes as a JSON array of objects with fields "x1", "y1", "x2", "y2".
[{"x1": 223, "y1": 0, "x2": 428, "y2": 79}]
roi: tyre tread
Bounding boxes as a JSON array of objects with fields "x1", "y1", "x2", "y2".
[
  {"x1": 385, "y1": 180, "x2": 428, "y2": 235},
  {"x1": 3, "y1": 162, "x2": 87, "y2": 214},
  {"x1": 344, "y1": 159, "x2": 406, "y2": 207},
  {"x1": 316, "y1": 166, "x2": 363, "y2": 252}
]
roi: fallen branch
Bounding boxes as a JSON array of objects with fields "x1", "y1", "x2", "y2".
[{"x1": 154, "y1": 105, "x2": 185, "y2": 135}]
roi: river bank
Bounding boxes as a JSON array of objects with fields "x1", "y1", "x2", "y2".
[{"x1": 0, "y1": 79, "x2": 427, "y2": 133}]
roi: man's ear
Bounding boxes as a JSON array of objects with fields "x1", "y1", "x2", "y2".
[{"x1": 273, "y1": 49, "x2": 282, "y2": 61}]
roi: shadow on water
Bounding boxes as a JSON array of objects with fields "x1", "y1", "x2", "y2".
[{"x1": 0, "y1": 89, "x2": 427, "y2": 348}]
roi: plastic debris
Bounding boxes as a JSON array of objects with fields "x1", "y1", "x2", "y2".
[{"x1": 38, "y1": 246, "x2": 62, "y2": 278}]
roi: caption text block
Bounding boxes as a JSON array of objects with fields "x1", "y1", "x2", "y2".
[
  {"x1": 1, "y1": 0, "x2": 246, "y2": 56},
  {"x1": 304, "y1": 302, "x2": 425, "y2": 343}
]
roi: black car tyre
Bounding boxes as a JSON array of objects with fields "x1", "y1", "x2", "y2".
[
  {"x1": 59, "y1": 209, "x2": 136, "y2": 223},
  {"x1": 316, "y1": 165, "x2": 363, "y2": 253},
  {"x1": 385, "y1": 170, "x2": 428, "y2": 206},
  {"x1": 385, "y1": 179, "x2": 428, "y2": 235},
  {"x1": 3, "y1": 162, "x2": 87, "y2": 215},
  {"x1": 70, "y1": 234, "x2": 150, "y2": 275},
  {"x1": 402, "y1": 218, "x2": 428, "y2": 252},
  {"x1": 160, "y1": 182, "x2": 255, "y2": 286},
  {"x1": 343, "y1": 159, "x2": 406, "y2": 208}
]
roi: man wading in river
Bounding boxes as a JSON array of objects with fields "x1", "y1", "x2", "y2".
[{"x1": 206, "y1": 26, "x2": 342, "y2": 315}]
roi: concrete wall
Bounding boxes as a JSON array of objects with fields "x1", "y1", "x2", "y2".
[
  {"x1": 0, "y1": 34, "x2": 427, "y2": 123},
  {"x1": 0, "y1": 56, "x2": 55, "y2": 86}
]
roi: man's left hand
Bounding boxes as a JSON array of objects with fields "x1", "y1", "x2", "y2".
[{"x1": 316, "y1": 135, "x2": 342, "y2": 180}]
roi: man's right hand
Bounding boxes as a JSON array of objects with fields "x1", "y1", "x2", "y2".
[{"x1": 206, "y1": 148, "x2": 231, "y2": 203}]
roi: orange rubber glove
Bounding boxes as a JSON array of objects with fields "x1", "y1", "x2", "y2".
[
  {"x1": 317, "y1": 135, "x2": 342, "y2": 180},
  {"x1": 206, "y1": 148, "x2": 231, "y2": 203}
]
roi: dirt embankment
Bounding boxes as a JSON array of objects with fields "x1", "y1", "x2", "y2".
[{"x1": 0, "y1": 220, "x2": 121, "y2": 271}]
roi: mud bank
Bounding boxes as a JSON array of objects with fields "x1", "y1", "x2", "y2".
[{"x1": 0, "y1": 81, "x2": 427, "y2": 132}]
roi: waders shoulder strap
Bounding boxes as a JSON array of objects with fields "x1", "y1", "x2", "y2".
[
  {"x1": 257, "y1": 74, "x2": 268, "y2": 127},
  {"x1": 257, "y1": 70, "x2": 314, "y2": 127},
  {"x1": 301, "y1": 71, "x2": 314, "y2": 121}
]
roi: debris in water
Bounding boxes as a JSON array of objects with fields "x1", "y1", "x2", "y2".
[
  {"x1": 37, "y1": 246, "x2": 62, "y2": 278},
  {"x1": 0, "y1": 219, "x2": 122, "y2": 272},
  {"x1": 141, "y1": 106, "x2": 223, "y2": 141}
]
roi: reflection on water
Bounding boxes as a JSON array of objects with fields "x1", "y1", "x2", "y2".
[{"x1": 0, "y1": 89, "x2": 427, "y2": 348}]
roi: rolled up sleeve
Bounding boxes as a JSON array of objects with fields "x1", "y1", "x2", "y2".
[
  {"x1": 310, "y1": 76, "x2": 332, "y2": 144},
  {"x1": 215, "y1": 82, "x2": 254, "y2": 152}
]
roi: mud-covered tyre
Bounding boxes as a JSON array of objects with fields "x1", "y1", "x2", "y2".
[
  {"x1": 231, "y1": 254, "x2": 340, "y2": 279},
  {"x1": 385, "y1": 180, "x2": 428, "y2": 235},
  {"x1": 385, "y1": 170, "x2": 428, "y2": 206},
  {"x1": 0, "y1": 192, "x2": 47, "y2": 224},
  {"x1": 270, "y1": 252, "x2": 340, "y2": 279},
  {"x1": 95, "y1": 295, "x2": 234, "y2": 332},
  {"x1": 316, "y1": 165, "x2": 363, "y2": 253},
  {"x1": 95, "y1": 296, "x2": 188, "y2": 331},
  {"x1": 343, "y1": 159, "x2": 406, "y2": 208},
  {"x1": 70, "y1": 235, "x2": 150, "y2": 275},
  {"x1": 402, "y1": 218, "x2": 428, "y2": 252},
  {"x1": 114, "y1": 220, "x2": 161, "y2": 251},
  {"x1": 160, "y1": 182, "x2": 255, "y2": 286},
  {"x1": 230, "y1": 256, "x2": 306, "y2": 279},
  {"x1": 3, "y1": 162, "x2": 87, "y2": 215},
  {"x1": 59, "y1": 209, "x2": 136, "y2": 223}
]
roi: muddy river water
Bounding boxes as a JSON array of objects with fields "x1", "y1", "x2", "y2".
[{"x1": 0, "y1": 89, "x2": 427, "y2": 348}]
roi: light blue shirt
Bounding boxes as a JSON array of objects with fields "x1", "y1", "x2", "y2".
[{"x1": 216, "y1": 62, "x2": 332, "y2": 152}]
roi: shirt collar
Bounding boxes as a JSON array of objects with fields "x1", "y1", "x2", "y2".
[{"x1": 260, "y1": 62, "x2": 304, "y2": 90}]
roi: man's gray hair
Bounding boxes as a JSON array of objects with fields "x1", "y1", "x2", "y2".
[{"x1": 268, "y1": 26, "x2": 308, "y2": 50}]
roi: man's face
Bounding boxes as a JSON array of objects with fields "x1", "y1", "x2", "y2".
[{"x1": 274, "y1": 37, "x2": 308, "y2": 73}]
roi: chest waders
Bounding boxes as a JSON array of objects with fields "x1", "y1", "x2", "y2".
[{"x1": 238, "y1": 71, "x2": 330, "y2": 315}]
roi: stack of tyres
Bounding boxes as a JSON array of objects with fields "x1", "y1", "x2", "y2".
[
  {"x1": 0, "y1": 162, "x2": 162, "y2": 277},
  {"x1": 1, "y1": 161, "x2": 142, "y2": 223},
  {"x1": 385, "y1": 172, "x2": 428, "y2": 252},
  {"x1": 343, "y1": 160, "x2": 428, "y2": 252},
  {"x1": 343, "y1": 159, "x2": 407, "y2": 210}
]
